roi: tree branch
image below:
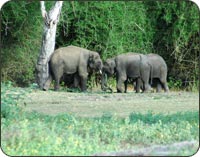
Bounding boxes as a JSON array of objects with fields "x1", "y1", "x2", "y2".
[
  {"x1": 49, "y1": 1, "x2": 63, "y2": 22},
  {"x1": 40, "y1": 1, "x2": 47, "y2": 19}
]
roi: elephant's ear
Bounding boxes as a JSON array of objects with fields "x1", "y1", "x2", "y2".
[
  {"x1": 112, "y1": 58, "x2": 116, "y2": 67},
  {"x1": 89, "y1": 52, "x2": 95, "y2": 62}
]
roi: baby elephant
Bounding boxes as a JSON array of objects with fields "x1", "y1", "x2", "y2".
[
  {"x1": 146, "y1": 53, "x2": 169, "y2": 92},
  {"x1": 49, "y1": 45, "x2": 103, "y2": 91},
  {"x1": 136, "y1": 53, "x2": 169, "y2": 92},
  {"x1": 102, "y1": 53, "x2": 151, "y2": 93}
]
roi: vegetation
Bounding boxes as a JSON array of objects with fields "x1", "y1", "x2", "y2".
[
  {"x1": 1, "y1": 1, "x2": 199, "y2": 89},
  {"x1": 1, "y1": 83, "x2": 199, "y2": 156}
]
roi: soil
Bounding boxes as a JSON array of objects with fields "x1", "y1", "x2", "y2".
[{"x1": 21, "y1": 89, "x2": 199, "y2": 117}]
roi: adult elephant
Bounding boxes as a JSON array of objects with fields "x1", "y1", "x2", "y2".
[
  {"x1": 101, "y1": 53, "x2": 151, "y2": 93},
  {"x1": 47, "y1": 45, "x2": 103, "y2": 91}
]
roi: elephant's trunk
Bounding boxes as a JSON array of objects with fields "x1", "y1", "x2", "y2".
[{"x1": 101, "y1": 71, "x2": 113, "y2": 92}]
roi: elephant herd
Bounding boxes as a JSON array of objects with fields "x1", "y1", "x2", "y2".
[{"x1": 44, "y1": 45, "x2": 169, "y2": 93}]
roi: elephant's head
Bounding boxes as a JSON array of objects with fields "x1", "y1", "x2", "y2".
[
  {"x1": 103, "y1": 58, "x2": 116, "y2": 76},
  {"x1": 101, "y1": 58, "x2": 116, "y2": 92},
  {"x1": 88, "y1": 51, "x2": 103, "y2": 73}
]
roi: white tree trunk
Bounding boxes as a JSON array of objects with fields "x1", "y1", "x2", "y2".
[{"x1": 36, "y1": 1, "x2": 63, "y2": 89}]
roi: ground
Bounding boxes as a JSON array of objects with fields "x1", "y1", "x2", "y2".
[{"x1": 22, "y1": 88, "x2": 199, "y2": 117}]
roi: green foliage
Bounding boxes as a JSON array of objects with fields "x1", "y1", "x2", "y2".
[
  {"x1": 1, "y1": 110, "x2": 199, "y2": 155},
  {"x1": 1, "y1": 1, "x2": 199, "y2": 90},
  {"x1": 144, "y1": 1, "x2": 199, "y2": 89},
  {"x1": 58, "y1": 1, "x2": 153, "y2": 60},
  {"x1": 1, "y1": 82, "x2": 32, "y2": 118},
  {"x1": 1, "y1": 1, "x2": 43, "y2": 86},
  {"x1": 129, "y1": 111, "x2": 198, "y2": 124},
  {"x1": 168, "y1": 77, "x2": 182, "y2": 90}
]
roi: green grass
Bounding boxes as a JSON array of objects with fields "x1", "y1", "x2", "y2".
[{"x1": 1, "y1": 83, "x2": 199, "y2": 156}]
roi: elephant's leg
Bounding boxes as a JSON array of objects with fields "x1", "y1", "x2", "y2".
[
  {"x1": 54, "y1": 76, "x2": 61, "y2": 91},
  {"x1": 117, "y1": 75, "x2": 126, "y2": 93},
  {"x1": 141, "y1": 74, "x2": 151, "y2": 93},
  {"x1": 124, "y1": 79, "x2": 128, "y2": 93},
  {"x1": 80, "y1": 75, "x2": 88, "y2": 91},
  {"x1": 162, "y1": 81, "x2": 169, "y2": 92},
  {"x1": 160, "y1": 68, "x2": 169, "y2": 92},
  {"x1": 160, "y1": 77, "x2": 169, "y2": 93},
  {"x1": 156, "y1": 82, "x2": 162, "y2": 92},
  {"x1": 117, "y1": 80, "x2": 124, "y2": 93},
  {"x1": 140, "y1": 63, "x2": 151, "y2": 93},
  {"x1": 74, "y1": 74, "x2": 80, "y2": 88},
  {"x1": 133, "y1": 80, "x2": 136, "y2": 91},
  {"x1": 52, "y1": 67, "x2": 63, "y2": 91},
  {"x1": 43, "y1": 74, "x2": 53, "y2": 91},
  {"x1": 136, "y1": 78, "x2": 141, "y2": 93},
  {"x1": 54, "y1": 73, "x2": 63, "y2": 91}
]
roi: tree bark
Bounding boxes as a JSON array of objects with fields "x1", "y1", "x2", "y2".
[{"x1": 36, "y1": 1, "x2": 63, "y2": 89}]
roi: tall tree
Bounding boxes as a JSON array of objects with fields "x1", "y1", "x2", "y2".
[{"x1": 36, "y1": 1, "x2": 63, "y2": 89}]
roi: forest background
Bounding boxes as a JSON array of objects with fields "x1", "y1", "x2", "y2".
[{"x1": 1, "y1": 1, "x2": 199, "y2": 90}]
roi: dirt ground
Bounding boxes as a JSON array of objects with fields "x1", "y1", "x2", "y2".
[{"x1": 21, "y1": 89, "x2": 199, "y2": 117}]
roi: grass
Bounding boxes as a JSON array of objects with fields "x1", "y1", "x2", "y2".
[
  {"x1": 1, "y1": 83, "x2": 199, "y2": 156},
  {"x1": 22, "y1": 88, "x2": 199, "y2": 117}
]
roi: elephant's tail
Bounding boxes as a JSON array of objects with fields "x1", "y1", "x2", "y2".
[
  {"x1": 149, "y1": 63, "x2": 153, "y2": 85},
  {"x1": 139, "y1": 54, "x2": 142, "y2": 79}
]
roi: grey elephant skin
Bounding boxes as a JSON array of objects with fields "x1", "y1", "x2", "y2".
[
  {"x1": 102, "y1": 53, "x2": 151, "y2": 93},
  {"x1": 45, "y1": 45, "x2": 102, "y2": 91},
  {"x1": 146, "y1": 53, "x2": 169, "y2": 92},
  {"x1": 62, "y1": 69, "x2": 101, "y2": 90}
]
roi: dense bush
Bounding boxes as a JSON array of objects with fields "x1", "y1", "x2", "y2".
[
  {"x1": 1, "y1": 1, "x2": 199, "y2": 89},
  {"x1": 57, "y1": 1, "x2": 153, "y2": 58},
  {"x1": 1, "y1": 2, "x2": 43, "y2": 86},
  {"x1": 144, "y1": 1, "x2": 199, "y2": 90}
]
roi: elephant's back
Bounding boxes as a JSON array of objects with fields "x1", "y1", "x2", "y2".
[
  {"x1": 51, "y1": 46, "x2": 82, "y2": 69},
  {"x1": 116, "y1": 52, "x2": 141, "y2": 62},
  {"x1": 147, "y1": 53, "x2": 168, "y2": 77},
  {"x1": 53, "y1": 46, "x2": 87, "y2": 56},
  {"x1": 51, "y1": 45, "x2": 90, "y2": 62},
  {"x1": 147, "y1": 53, "x2": 167, "y2": 68},
  {"x1": 116, "y1": 53, "x2": 142, "y2": 77}
]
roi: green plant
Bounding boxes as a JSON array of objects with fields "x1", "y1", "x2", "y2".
[
  {"x1": 168, "y1": 77, "x2": 182, "y2": 90},
  {"x1": 1, "y1": 82, "x2": 29, "y2": 118}
]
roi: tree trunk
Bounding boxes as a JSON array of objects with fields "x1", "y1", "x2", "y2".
[{"x1": 36, "y1": 1, "x2": 63, "y2": 90}]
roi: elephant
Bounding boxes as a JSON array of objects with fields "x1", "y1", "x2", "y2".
[
  {"x1": 146, "y1": 53, "x2": 169, "y2": 92},
  {"x1": 133, "y1": 53, "x2": 169, "y2": 92},
  {"x1": 101, "y1": 53, "x2": 152, "y2": 93},
  {"x1": 48, "y1": 45, "x2": 103, "y2": 91}
]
